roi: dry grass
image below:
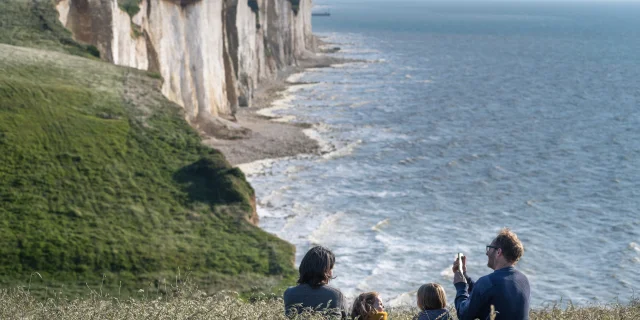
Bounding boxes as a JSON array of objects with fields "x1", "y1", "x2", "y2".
[{"x1": 0, "y1": 282, "x2": 638, "y2": 320}]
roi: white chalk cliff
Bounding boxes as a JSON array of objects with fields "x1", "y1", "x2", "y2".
[{"x1": 55, "y1": 0, "x2": 315, "y2": 137}]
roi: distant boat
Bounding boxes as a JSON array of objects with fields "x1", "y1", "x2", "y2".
[{"x1": 312, "y1": 11, "x2": 331, "y2": 17}]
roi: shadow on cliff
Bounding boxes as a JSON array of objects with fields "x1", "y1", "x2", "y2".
[{"x1": 173, "y1": 153, "x2": 255, "y2": 211}]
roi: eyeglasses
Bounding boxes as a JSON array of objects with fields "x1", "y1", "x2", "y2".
[{"x1": 486, "y1": 245, "x2": 500, "y2": 253}]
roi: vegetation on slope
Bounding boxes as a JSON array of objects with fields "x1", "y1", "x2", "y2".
[
  {"x1": 0, "y1": 284, "x2": 638, "y2": 320},
  {"x1": 0, "y1": 0, "x2": 295, "y2": 297},
  {"x1": 289, "y1": 0, "x2": 301, "y2": 15},
  {"x1": 0, "y1": 0, "x2": 99, "y2": 58},
  {"x1": 248, "y1": 0, "x2": 262, "y2": 29},
  {"x1": 118, "y1": 0, "x2": 143, "y2": 18},
  {"x1": 248, "y1": 0, "x2": 259, "y2": 13}
]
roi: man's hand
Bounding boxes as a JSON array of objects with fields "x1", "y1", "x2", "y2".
[
  {"x1": 453, "y1": 270, "x2": 467, "y2": 284},
  {"x1": 452, "y1": 255, "x2": 467, "y2": 274}
]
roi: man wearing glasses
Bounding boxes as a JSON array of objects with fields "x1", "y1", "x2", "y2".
[{"x1": 451, "y1": 228, "x2": 531, "y2": 320}]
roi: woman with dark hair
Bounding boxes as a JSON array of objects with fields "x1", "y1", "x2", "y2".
[
  {"x1": 351, "y1": 292, "x2": 387, "y2": 320},
  {"x1": 284, "y1": 246, "x2": 348, "y2": 318}
]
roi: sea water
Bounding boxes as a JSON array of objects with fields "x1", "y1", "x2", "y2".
[{"x1": 242, "y1": 0, "x2": 640, "y2": 306}]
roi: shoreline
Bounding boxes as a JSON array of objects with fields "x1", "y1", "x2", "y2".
[{"x1": 206, "y1": 40, "x2": 349, "y2": 167}]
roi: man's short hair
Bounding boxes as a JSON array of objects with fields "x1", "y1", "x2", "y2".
[
  {"x1": 297, "y1": 246, "x2": 335, "y2": 287},
  {"x1": 494, "y1": 228, "x2": 524, "y2": 263}
]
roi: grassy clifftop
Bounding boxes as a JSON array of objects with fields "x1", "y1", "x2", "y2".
[{"x1": 0, "y1": 0, "x2": 295, "y2": 296}]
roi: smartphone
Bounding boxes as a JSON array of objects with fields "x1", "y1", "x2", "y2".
[{"x1": 457, "y1": 252, "x2": 465, "y2": 273}]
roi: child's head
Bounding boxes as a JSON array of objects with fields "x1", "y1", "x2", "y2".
[
  {"x1": 351, "y1": 292, "x2": 385, "y2": 320},
  {"x1": 417, "y1": 283, "x2": 447, "y2": 310}
]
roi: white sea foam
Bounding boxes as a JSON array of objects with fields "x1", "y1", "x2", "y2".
[
  {"x1": 371, "y1": 218, "x2": 390, "y2": 231},
  {"x1": 257, "y1": 94, "x2": 294, "y2": 118},
  {"x1": 375, "y1": 233, "x2": 419, "y2": 255},
  {"x1": 388, "y1": 291, "x2": 417, "y2": 308},
  {"x1": 350, "y1": 100, "x2": 372, "y2": 108},
  {"x1": 257, "y1": 185, "x2": 292, "y2": 209},
  {"x1": 303, "y1": 127, "x2": 335, "y2": 154},
  {"x1": 288, "y1": 83, "x2": 318, "y2": 92},
  {"x1": 331, "y1": 62, "x2": 364, "y2": 69},
  {"x1": 440, "y1": 266, "x2": 455, "y2": 280},
  {"x1": 286, "y1": 72, "x2": 306, "y2": 83},
  {"x1": 272, "y1": 115, "x2": 297, "y2": 123},
  {"x1": 256, "y1": 205, "x2": 277, "y2": 218},
  {"x1": 277, "y1": 203, "x2": 323, "y2": 239},
  {"x1": 308, "y1": 212, "x2": 347, "y2": 245},
  {"x1": 237, "y1": 158, "x2": 280, "y2": 177},
  {"x1": 398, "y1": 157, "x2": 421, "y2": 165},
  {"x1": 321, "y1": 139, "x2": 362, "y2": 160},
  {"x1": 342, "y1": 189, "x2": 406, "y2": 199},
  {"x1": 283, "y1": 165, "x2": 307, "y2": 175},
  {"x1": 256, "y1": 82, "x2": 317, "y2": 122}
]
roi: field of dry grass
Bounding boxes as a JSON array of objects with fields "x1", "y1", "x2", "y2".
[{"x1": 1, "y1": 282, "x2": 638, "y2": 320}]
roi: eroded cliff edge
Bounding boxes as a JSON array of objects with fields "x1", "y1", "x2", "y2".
[{"x1": 55, "y1": 0, "x2": 316, "y2": 138}]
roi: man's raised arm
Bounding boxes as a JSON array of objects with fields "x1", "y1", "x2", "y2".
[{"x1": 454, "y1": 274, "x2": 492, "y2": 320}]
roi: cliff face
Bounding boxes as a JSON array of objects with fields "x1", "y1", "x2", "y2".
[{"x1": 55, "y1": 0, "x2": 315, "y2": 134}]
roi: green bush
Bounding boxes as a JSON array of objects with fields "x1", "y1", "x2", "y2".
[
  {"x1": 289, "y1": 0, "x2": 300, "y2": 15},
  {"x1": 118, "y1": 0, "x2": 142, "y2": 18},
  {"x1": 247, "y1": 0, "x2": 261, "y2": 29},
  {"x1": 248, "y1": 0, "x2": 259, "y2": 13},
  {"x1": 145, "y1": 71, "x2": 163, "y2": 80},
  {"x1": 86, "y1": 45, "x2": 100, "y2": 58}
]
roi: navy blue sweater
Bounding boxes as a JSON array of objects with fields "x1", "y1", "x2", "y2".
[
  {"x1": 414, "y1": 308, "x2": 451, "y2": 320},
  {"x1": 454, "y1": 266, "x2": 530, "y2": 320},
  {"x1": 284, "y1": 284, "x2": 347, "y2": 318}
]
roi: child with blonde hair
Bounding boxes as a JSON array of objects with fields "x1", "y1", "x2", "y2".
[
  {"x1": 414, "y1": 283, "x2": 451, "y2": 320},
  {"x1": 351, "y1": 292, "x2": 387, "y2": 320}
]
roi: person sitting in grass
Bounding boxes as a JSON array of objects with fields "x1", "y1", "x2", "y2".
[
  {"x1": 452, "y1": 228, "x2": 531, "y2": 320},
  {"x1": 414, "y1": 283, "x2": 451, "y2": 320},
  {"x1": 350, "y1": 292, "x2": 387, "y2": 320},
  {"x1": 284, "y1": 246, "x2": 348, "y2": 318}
]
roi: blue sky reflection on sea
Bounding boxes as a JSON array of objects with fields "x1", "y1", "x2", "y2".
[{"x1": 245, "y1": 0, "x2": 640, "y2": 306}]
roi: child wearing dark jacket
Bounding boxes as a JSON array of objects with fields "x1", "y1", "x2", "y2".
[{"x1": 414, "y1": 283, "x2": 451, "y2": 320}]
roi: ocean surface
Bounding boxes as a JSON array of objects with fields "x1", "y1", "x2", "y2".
[{"x1": 242, "y1": 0, "x2": 640, "y2": 307}]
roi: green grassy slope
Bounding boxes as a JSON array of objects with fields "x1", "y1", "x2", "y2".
[
  {"x1": 0, "y1": 0, "x2": 99, "y2": 58},
  {"x1": 0, "y1": 0, "x2": 295, "y2": 296}
]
